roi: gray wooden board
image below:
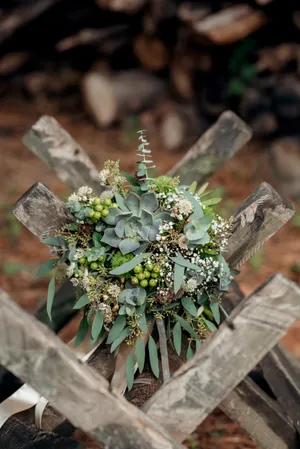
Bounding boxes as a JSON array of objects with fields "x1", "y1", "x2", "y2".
[{"x1": 143, "y1": 274, "x2": 300, "y2": 442}]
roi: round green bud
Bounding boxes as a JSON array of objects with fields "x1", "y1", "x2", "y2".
[
  {"x1": 144, "y1": 270, "x2": 151, "y2": 278},
  {"x1": 94, "y1": 211, "x2": 101, "y2": 220},
  {"x1": 149, "y1": 279, "x2": 157, "y2": 287},
  {"x1": 101, "y1": 209, "x2": 109, "y2": 218},
  {"x1": 94, "y1": 204, "x2": 103, "y2": 212},
  {"x1": 98, "y1": 255, "x2": 105, "y2": 262},
  {"x1": 153, "y1": 266, "x2": 160, "y2": 274},
  {"x1": 137, "y1": 272, "x2": 145, "y2": 280},
  {"x1": 133, "y1": 265, "x2": 142, "y2": 274},
  {"x1": 90, "y1": 262, "x2": 98, "y2": 270},
  {"x1": 93, "y1": 197, "x2": 101, "y2": 205},
  {"x1": 131, "y1": 276, "x2": 139, "y2": 285},
  {"x1": 145, "y1": 262, "x2": 154, "y2": 271},
  {"x1": 104, "y1": 198, "x2": 112, "y2": 207},
  {"x1": 151, "y1": 273, "x2": 158, "y2": 279},
  {"x1": 78, "y1": 257, "x2": 87, "y2": 265},
  {"x1": 111, "y1": 202, "x2": 118, "y2": 208},
  {"x1": 88, "y1": 210, "x2": 95, "y2": 218},
  {"x1": 140, "y1": 279, "x2": 148, "y2": 288}
]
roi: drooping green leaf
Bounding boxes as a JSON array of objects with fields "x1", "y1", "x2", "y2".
[
  {"x1": 111, "y1": 327, "x2": 131, "y2": 353},
  {"x1": 122, "y1": 171, "x2": 139, "y2": 186},
  {"x1": 220, "y1": 304, "x2": 229, "y2": 318},
  {"x1": 173, "y1": 322, "x2": 182, "y2": 356},
  {"x1": 107, "y1": 315, "x2": 127, "y2": 344},
  {"x1": 92, "y1": 311, "x2": 104, "y2": 340},
  {"x1": 139, "y1": 314, "x2": 147, "y2": 333},
  {"x1": 109, "y1": 253, "x2": 150, "y2": 275},
  {"x1": 174, "y1": 263, "x2": 185, "y2": 294},
  {"x1": 148, "y1": 335, "x2": 159, "y2": 378},
  {"x1": 197, "y1": 182, "x2": 209, "y2": 196},
  {"x1": 75, "y1": 317, "x2": 89, "y2": 347},
  {"x1": 186, "y1": 344, "x2": 194, "y2": 360},
  {"x1": 204, "y1": 318, "x2": 218, "y2": 332},
  {"x1": 171, "y1": 256, "x2": 200, "y2": 271},
  {"x1": 202, "y1": 198, "x2": 222, "y2": 206},
  {"x1": 210, "y1": 302, "x2": 221, "y2": 325},
  {"x1": 47, "y1": 277, "x2": 56, "y2": 320},
  {"x1": 126, "y1": 350, "x2": 135, "y2": 390},
  {"x1": 73, "y1": 293, "x2": 90, "y2": 309},
  {"x1": 189, "y1": 181, "x2": 197, "y2": 194},
  {"x1": 42, "y1": 237, "x2": 63, "y2": 247},
  {"x1": 36, "y1": 259, "x2": 57, "y2": 278},
  {"x1": 195, "y1": 339, "x2": 201, "y2": 351},
  {"x1": 181, "y1": 297, "x2": 198, "y2": 318},
  {"x1": 135, "y1": 337, "x2": 145, "y2": 373},
  {"x1": 175, "y1": 315, "x2": 199, "y2": 339}
]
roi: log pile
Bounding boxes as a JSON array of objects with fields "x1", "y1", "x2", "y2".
[{"x1": 0, "y1": 0, "x2": 300, "y2": 148}]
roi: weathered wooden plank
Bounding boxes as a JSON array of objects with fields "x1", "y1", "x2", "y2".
[
  {"x1": 143, "y1": 274, "x2": 300, "y2": 442},
  {"x1": 0, "y1": 290, "x2": 184, "y2": 449},
  {"x1": 12, "y1": 182, "x2": 74, "y2": 240},
  {"x1": 220, "y1": 377, "x2": 298, "y2": 449},
  {"x1": 168, "y1": 110, "x2": 252, "y2": 185},
  {"x1": 226, "y1": 182, "x2": 294, "y2": 269},
  {"x1": 23, "y1": 116, "x2": 104, "y2": 194},
  {"x1": 260, "y1": 343, "x2": 300, "y2": 434}
]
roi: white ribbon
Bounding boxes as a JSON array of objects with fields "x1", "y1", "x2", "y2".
[{"x1": 0, "y1": 331, "x2": 105, "y2": 429}]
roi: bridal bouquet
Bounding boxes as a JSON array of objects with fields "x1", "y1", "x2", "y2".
[{"x1": 41, "y1": 131, "x2": 233, "y2": 388}]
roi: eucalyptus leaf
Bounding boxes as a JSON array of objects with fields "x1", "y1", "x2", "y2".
[
  {"x1": 210, "y1": 301, "x2": 221, "y2": 325},
  {"x1": 111, "y1": 327, "x2": 131, "y2": 352},
  {"x1": 36, "y1": 259, "x2": 57, "y2": 278},
  {"x1": 107, "y1": 315, "x2": 126, "y2": 344},
  {"x1": 181, "y1": 297, "x2": 198, "y2": 318},
  {"x1": 171, "y1": 256, "x2": 200, "y2": 271},
  {"x1": 135, "y1": 338, "x2": 145, "y2": 373},
  {"x1": 148, "y1": 335, "x2": 159, "y2": 378},
  {"x1": 126, "y1": 350, "x2": 135, "y2": 390},
  {"x1": 42, "y1": 237, "x2": 63, "y2": 247},
  {"x1": 75, "y1": 317, "x2": 89, "y2": 347},
  {"x1": 139, "y1": 314, "x2": 147, "y2": 333},
  {"x1": 110, "y1": 253, "x2": 150, "y2": 275},
  {"x1": 92, "y1": 232, "x2": 102, "y2": 248},
  {"x1": 197, "y1": 182, "x2": 209, "y2": 196},
  {"x1": 47, "y1": 277, "x2": 56, "y2": 320},
  {"x1": 92, "y1": 311, "x2": 104, "y2": 340},
  {"x1": 73, "y1": 293, "x2": 90, "y2": 309},
  {"x1": 173, "y1": 322, "x2": 182, "y2": 356},
  {"x1": 186, "y1": 344, "x2": 194, "y2": 360},
  {"x1": 205, "y1": 318, "x2": 218, "y2": 332},
  {"x1": 175, "y1": 315, "x2": 199, "y2": 339},
  {"x1": 174, "y1": 263, "x2": 185, "y2": 294}
]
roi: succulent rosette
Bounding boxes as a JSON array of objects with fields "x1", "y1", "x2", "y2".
[{"x1": 41, "y1": 131, "x2": 234, "y2": 388}]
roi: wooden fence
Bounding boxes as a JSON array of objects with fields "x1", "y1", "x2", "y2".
[{"x1": 0, "y1": 111, "x2": 300, "y2": 449}]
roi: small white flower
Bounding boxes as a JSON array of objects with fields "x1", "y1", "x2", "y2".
[
  {"x1": 177, "y1": 198, "x2": 193, "y2": 216},
  {"x1": 100, "y1": 189, "x2": 114, "y2": 200},
  {"x1": 77, "y1": 186, "x2": 92, "y2": 197},
  {"x1": 107, "y1": 284, "x2": 121, "y2": 298},
  {"x1": 66, "y1": 262, "x2": 75, "y2": 277},
  {"x1": 70, "y1": 278, "x2": 79, "y2": 286}
]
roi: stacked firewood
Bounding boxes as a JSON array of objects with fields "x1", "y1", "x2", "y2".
[{"x1": 0, "y1": 0, "x2": 300, "y2": 149}]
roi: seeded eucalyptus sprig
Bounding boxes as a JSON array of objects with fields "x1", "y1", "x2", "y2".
[{"x1": 135, "y1": 130, "x2": 156, "y2": 192}]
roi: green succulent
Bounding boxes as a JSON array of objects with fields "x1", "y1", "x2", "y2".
[
  {"x1": 118, "y1": 286, "x2": 146, "y2": 316},
  {"x1": 101, "y1": 192, "x2": 172, "y2": 254}
]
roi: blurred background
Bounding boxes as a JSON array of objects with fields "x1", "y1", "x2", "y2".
[{"x1": 0, "y1": 0, "x2": 300, "y2": 447}]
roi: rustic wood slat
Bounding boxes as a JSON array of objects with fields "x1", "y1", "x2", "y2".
[
  {"x1": 226, "y1": 182, "x2": 294, "y2": 269},
  {"x1": 23, "y1": 116, "x2": 104, "y2": 194},
  {"x1": 0, "y1": 289, "x2": 184, "y2": 449},
  {"x1": 143, "y1": 274, "x2": 300, "y2": 442},
  {"x1": 220, "y1": 377, "x2": 299, "y2": 449},
  {"x1": 260, "y1": 343, "x2": 300, "y2": 434},
  {"x1": 167, "y1": 110, "x2": 252, "y2": 185},
  {"x1": 12, "y1": 182, "x2": 74, "y2": 240}
]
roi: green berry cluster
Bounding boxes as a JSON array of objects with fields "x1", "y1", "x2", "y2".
[
  {"x1": 78, "y1": 254, "x2": 105, "y2": 270},
  {"x1": 88, "y1": 197, "x2": 118, "y2": 222},
  {"x1": 131, "y1": 262, "x2": 160, "y2": 288}
]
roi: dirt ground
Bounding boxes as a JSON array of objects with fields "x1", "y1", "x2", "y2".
[{"x1": 0, "y1": 96, "x2": 300, "y2": 448}]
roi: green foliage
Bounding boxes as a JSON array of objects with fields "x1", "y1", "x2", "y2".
[
  {"x1": 110, "y1": 253, "x2": 150, "y2": 275},
  {"x1": 118, "y1": 287, "x2": 147, "y2": 316},
  {"x1": 36, "y1": 259, "x2": 58, "y2": 278},
  {"x1": 172, "y1": 322, "x2": 182, "y2": 356},
  {"x1": 75, "y1": 317, "x2": 89, "y2": 347},
  {"x1": 91, "y1": 311, "x2": 104, "y2": 340},
  {"x1": 126, "y1": 350, "x2": 135, "y2": 390},
  {"x1": 148, "y1": 335, "x2": 159, "y2": 378},
  {"x1": 47, "y1": 277, "x2": 56, "y2": 320},
  {"x1": 135, "y1": 337, "x2": 145, "y2": 373},
  {"x1": 107, "y1": 315, "x2": 127, "y2": 344},
  {"x1": 73, "y1": 294, "x2": 90, "y2": 309}
]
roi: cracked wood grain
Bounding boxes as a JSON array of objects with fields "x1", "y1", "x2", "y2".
[
  {"x1": 12, "y1": 182, "x2": 74, "y2": 240},
  {"x1": 168, "y1": 110, "x2": 252, "y2": 186},
  {"x1": 23, "y1": 116, "x2": 105, "y2": 194},
  {"x1": 0, "y1": 290, "x2": 184, "y2": 449},
  {"x1": 260, "y1": 343, "x2": 300, "y2": 434},
  {"x1": 143, "y1": 274, "x2": 300, "y2": 442},
  {"x1": 226, "y1": 182, "x2": 294, "y2": 269}
]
